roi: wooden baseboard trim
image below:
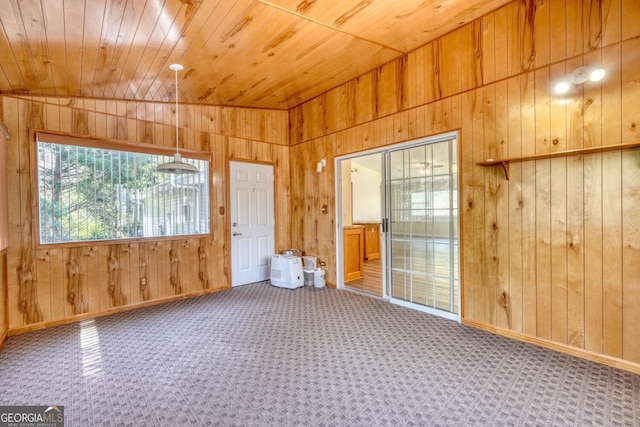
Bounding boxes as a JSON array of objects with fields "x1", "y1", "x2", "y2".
[
  {"x1": 462, "y1": 319, "x2": 640, "y2": 375},
  {"x1": 9, "y1": 286, "x2": 230, "y2": 336},
  {"x1": 0, "y1": 329, "x2": 7, "y2": 350}
]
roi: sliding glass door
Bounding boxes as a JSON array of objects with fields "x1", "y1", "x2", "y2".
[{"x1": 386, "y1": 136, "x2": 459, "y2": 320}]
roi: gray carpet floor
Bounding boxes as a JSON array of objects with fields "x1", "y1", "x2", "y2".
[{"x1": 0, "y1": 282, "x2": 639, "y2": 426}]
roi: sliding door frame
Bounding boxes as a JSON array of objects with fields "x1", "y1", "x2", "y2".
[
  {"x1": 385, "y1": 132, "x2": 460, "y2": 321},
  {"x1": 335, "y1": 131, "x2": 461, "y2": 322},
  {"x1": 335, "y1": 148, "x2": 389, "y2": 297}
]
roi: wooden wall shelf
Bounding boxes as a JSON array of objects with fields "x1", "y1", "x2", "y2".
[{"x1": 476, "y1": 142, "x2": 640, "y2": 180}]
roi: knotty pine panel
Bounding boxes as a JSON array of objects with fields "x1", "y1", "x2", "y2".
[
  {"x1": 376, "y1": 60, "x2": 401, "y2": 118},
  {"x1": 156, "y1": 240, "x2": 171, "y2": 300},
  {"x1": 550, "y1": 158, "x2": 568, "y2": 345},
  {"x1": 128, "y1": 242, "x2": 142, "y2": 305},
  {"x1": 2, "y1": 95, "x2": 289, "y2": 332},
  {"x1": 0, "y1": 250, "x2": 6, "y2": 348},
  {"x1": 406, "y1": 49, "x2": 419, "y2": 110},
  {"x1": 494, "y1": 6, "x2": 510, "y2": 82},
  {"x1": 460, "y1": 91, "x2": 475, "y2": 319},
  {"x1": 0, "y1": 99, "x2": 5, "y2": 341},
  {"x1": 506, "y1": 75, "x2": 523, "y2": 332},
  {"x1": 436, "y1": 36, "x2": 453, "y2": 100},
  {"x1": 583, "y1": 154, "x2": 603, "y2": 353},
  {"x1": 550, "y1": 62, "x2": 570, "y2": 151},
  {"x1": 520, "y1": 161, "x2": 537, "y2": 337},
  {"x1": 621, "y1": 149, "x2": 640, "y2": 364},
  {"x1": 324, "y1": 84, "x2": 351, "y2": 135},
  {"x1": 0, "y1": 99, "x2": 4, "y2": 253},
  {"x1": 601, "y1": 150, "x2": 623, "y2": 359},
  {"x1": 461, "y1": 21, "x2": 483, "y2": 93},
  {"x1": 534, "y1": 68, "x2": 551, "y2": 154},
  {"x1": 621, "y1": 0, "x2": 640, "y2": 41},
  {"x1": 505, "y1": 2, "x2": 522, "y2": 77},
  {"x1": 582, "y1": 51, "x2": 604, "y2": 148},
  {"x1": 471, "y1": 88, "x2": 486, "y2": 324},
  {"x1": 494, "y1": 87, "x2": 510, "y2": 330},
  {"x1": 534, "y1": 0, "x2": 551, "y2": 68},
  {"x1": 495, "y1": 180, "x2": 510, "y2": 329},
  {"x1": 482, "y1": 12, "x2": 497, "y2": 85},
  {"x1": 97, "y1": 244, "x2": 112, "y2": 313},
  {"x1": 138, "y1": 242, "x2": 156, "y2": 301},
  {"x1": 211, "y1": 135, "x2": 229, "y2": 289},
  {"x1": 47, "y1": 248, "x2": 64, "y2": 322},
  {"x1": 602, "y1": 0, "x2": 622, "y2": 47},
  {"x1": 85, "y1": 245, "x2": 100, "y2": 311},
  {"x1": 290, "y1": 0, "x2": 640, "y2": 369},
  {"x1": 566, "y1": 155, "x2": 585, "y2": 349},
  {"x1": 506, "y1": 162, "x2": 523, "y2": 332},
  {"x1": 534, "y1": 160, "x2": 552, "y2": 341},
  {"x1": 177, "y1": 239, "x2": 190, "y2": 295}
]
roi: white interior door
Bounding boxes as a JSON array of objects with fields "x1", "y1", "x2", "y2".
[{"x1": 230, "y1": 161, "x2": 275, "y2": 286}]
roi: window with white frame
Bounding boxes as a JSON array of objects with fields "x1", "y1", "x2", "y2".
[{"x1": 35, "y1": 133, "x2": 210, "y2": 244}]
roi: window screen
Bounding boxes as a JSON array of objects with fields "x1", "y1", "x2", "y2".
[{"x1": 36, "y1": 134, "x2": 210, "y2": 244}]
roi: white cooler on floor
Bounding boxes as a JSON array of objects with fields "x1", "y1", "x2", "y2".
[{"x1": 270, "y1": 255, "x2": 304, "y2": 289}]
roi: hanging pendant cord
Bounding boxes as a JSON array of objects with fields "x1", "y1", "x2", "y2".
[{"x1": 175, "y1": 67, "x2": 179, "y2": 155}]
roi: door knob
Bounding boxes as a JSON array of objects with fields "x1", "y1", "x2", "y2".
[{"x1": 233, "y1": 232, "x2": 242, "y2": 236}]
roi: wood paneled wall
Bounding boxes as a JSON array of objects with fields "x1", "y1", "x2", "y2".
[
  {"x1": 290, "y1": 0, "x2": 640, "y2": 370},
  {"x1": 0, "y1": 97, "x2": 7, "y2": 347},
  {"x1": 290, "y1": 135, "x2": 337, "y2": 284},
  {"x1": 3, "y1": 95, "x2": 290, "y2": 333},
  {"x1": 0, "y1": 249, "x2": 6, "y2": 348}
]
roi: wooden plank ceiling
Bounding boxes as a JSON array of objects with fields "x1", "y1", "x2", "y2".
[{"x1": 0, "y1": 0, "x2": 511, "y2": 109}]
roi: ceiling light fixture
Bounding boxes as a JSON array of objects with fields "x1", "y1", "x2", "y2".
[
  {"x1": 553, "y1": 65, "x2": 606, "y2": 95},
  {"x1": 156, "y1": 64, "x2": 198, "y2": 174}
]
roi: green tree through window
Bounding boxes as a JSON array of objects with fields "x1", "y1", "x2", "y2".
[{"x1": 37, "y1": 136, "x2": 210, "y2": 244}]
